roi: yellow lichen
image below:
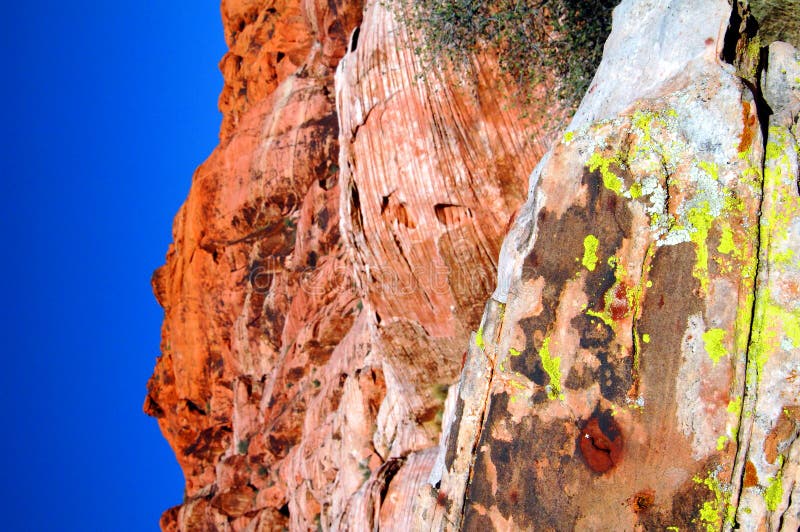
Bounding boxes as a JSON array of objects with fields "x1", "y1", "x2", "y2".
[
  {"x1": 687, "y1": 201, "x2": 714, "y2": 293},
  {"x1": 476, "y1": 327, "x2": 484, "y2": 350},
  {"x1": 588, "y1": 151, "x2": 624, "y2": 195},
  {"x1": 702, "y1": 328, "x2": 729, "y2": 365},
  {"x1": 718, "y1": 226, "x2": 735, "y2": 255},
  {"x1": 747, "y1": 127, "x2": 800, "y2": 385},
  {"x1": 765, "y1": 457, "x2": 784, "y2": 512},
  {"x1": 582, "y1": 234, "x2": 600, "y2": 271},
  {"x1": 692, "y1": 471, "x2": 732, "y2": 531},
  {"x1": 538, "y1": 336, "x2": 563, "y2": 400},
  {"x1": 727, "y1": 396, "x2": 742, "y2": 414}
]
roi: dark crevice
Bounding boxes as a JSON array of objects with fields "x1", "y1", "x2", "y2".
[
  {"x1": 350, "y1": 26, "x2": 360, "y2": 52},
  {"x1": 434, "y1": 203, "x2": 471, "y2": 226},
  {"x1": 722, "y1": 2, "x2": 743, "y2": 64},
  {"x1": 350, "y1": 184, "x2": 364, "y2": 232},
  {"x1": 186, "y1": 399, "x2": 207, "y2": 416},
  {"x1": 721, "y1": 1, "x2": 760, "y2": 64},
  {"x1": 777, "y1": 472, "x2": 795, "y2": 530},
  {"x1": 754, "y1": 46, "x2": 773, "y2": 143},
  {"x1": 722, "y1": 4, "x2": 775, "y2": 525},
  {"x1": 278, "y1": 503, "x2": 290, "y2": 518},
  {"x1": 377, "y1": 457, "x2": 405, "y2": 505}
]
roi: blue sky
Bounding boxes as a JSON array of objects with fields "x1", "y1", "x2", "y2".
[{"x1": 2, "y1": 2, "x2": 226, "y2": 529}]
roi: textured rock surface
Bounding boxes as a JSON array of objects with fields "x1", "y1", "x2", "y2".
[
  {"x1": 422, "y1": 0, "x2": 800, "y2": 530},
  {"x1": 148, "y1": 0, "x2": 800, "y2": 529},
  {"x1": 145, "y1": 1, "x2": 365, "y2": 529},
  {"x1": 145, "y1": 0, "x2": 553, "y2": 530}
]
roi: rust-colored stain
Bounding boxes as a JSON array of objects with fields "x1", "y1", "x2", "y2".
[
  {"x1": 704, "y1": 37, "x2": 714, "y2": 45},
  {"x1": 609, "y1": 283, "x2": 630, "y2": 321},
  {"x1": 629, "y1": 489, "x2": 655, "y2": 513},
  {"x1": 743, "y1": 460, "x2": 759, "y2": 488},
  {"x1": 764, "y1": 405, "x2": 800, "y2": 464},
  {"x1": 578, "y1": 413, "x2": 624, "y2": 473},
  {"x1": 436, "y1": 489, "x2": 449, "y2": 507},
  {"x1": 738, "y1": 100, "x2": 757, "y2": 153}
]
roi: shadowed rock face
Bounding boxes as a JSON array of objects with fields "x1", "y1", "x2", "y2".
[
  {"x1": 148, "y1": 0, "x2": 799, "y2": 530},
  {"x1": 145, "y1": 0, "x2": 555, "y2": 529}
]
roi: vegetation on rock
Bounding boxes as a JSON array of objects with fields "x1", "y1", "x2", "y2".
[{"x1": 398, "y1": 0, "x2": 619, "y2": 110}]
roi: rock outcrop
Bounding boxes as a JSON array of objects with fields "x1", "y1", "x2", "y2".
[
  {"x1": 147, "y1": 0, "x2": 800, "y2": 530},
  {"x1": 420, "y1": 0, "x2": 800, "y2": 530},
  {"x1": 145, "y1": 0, "x2": 553, "y2": 529}
]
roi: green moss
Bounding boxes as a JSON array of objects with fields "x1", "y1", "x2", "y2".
[
  {"x1": 582, "y1": 234, "x2": 600, "y2": 271},
  {"x1": 237, "y1": 438, "x2": 250, "y2": 455},
  {"x1": 735, "y1": 291, "x2": 756, "y2": 366},
  {"x1": 539, "y1": 336, "x2": 564, "y2": 400},
  {"x1": 509, "y1": 347, "x2": 521, "y2": 356},
  {"x1": 703, "y1": 328, "x2": 729, "y2": 365},
  {"x1": 632, "y1": 326, "x2": 642, "y2": 375},
  {"x1": 563, "y1": 131, "x2": 575, "y2": 143},
  {"x1": 745, "y1": 36, "x2": 762, "y2": 79},
  {"x1": 642, "y1": 333, "x2": 651, "y2": 343},
  {"x1": 716, "y1": 435, "x2": 728, "y2": 450}
]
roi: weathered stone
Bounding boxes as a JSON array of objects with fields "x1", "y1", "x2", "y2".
[
  {"x1": 149, "y1": 0, "x2": 800, "y2": 529},
  {"x1": 733, "y1": 40, "x2": 800, "y2": 531},
  {"x1": 424, "y1": 0, "x2": 799, "y2": 530},
  {"x1": 147, "y1": 0, "x2": 553, "y2": 529}
]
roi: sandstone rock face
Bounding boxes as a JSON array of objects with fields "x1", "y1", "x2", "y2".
[
  {"x1": 149, "y1": 0, "x2": 799, "y2": 529},
  {"x1": 146, "y1": 1, "x2": 365, "y2": 528},
  {"x1": 145, "y1": 0, "x2": 552, "y2": 529},
  {"x1": 422, "y1": 0, "x2": 800, "y2": 530}
]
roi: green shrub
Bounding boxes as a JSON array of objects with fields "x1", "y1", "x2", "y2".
[
  {"x1": 398, "y1": 0, "x2": 619, "y2": 111},
  {"x1": 237, "y1": 438, "x2": 250, "y2": 455}
]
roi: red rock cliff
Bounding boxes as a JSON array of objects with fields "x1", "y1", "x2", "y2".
[
  {"x1": 145, "y1": 0, "x2": 555, "y2": 529},
  {"x1": 147, "y1": 0, "x2": 800, "y2": 530}
]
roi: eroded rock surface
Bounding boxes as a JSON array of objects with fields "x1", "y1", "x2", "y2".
[
  {"x1": 145, "y1": 0, "x2": 552, "y2": 529},
  {"x1": 148, "y1": 0, "x2": 799, "y2": 529},
  {"x1": 423, "y1": 0, "x2": 800, "y2": 530}
]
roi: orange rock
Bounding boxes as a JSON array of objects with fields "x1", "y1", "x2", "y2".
[{"x1": 146, "y1": 0, "x2": 553, "y2": 529}]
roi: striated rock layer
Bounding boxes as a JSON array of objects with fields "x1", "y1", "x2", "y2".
[
  {"x1": 145, "y1": 0, "x2": 554, "y2": 529},
  {"x1": 148, "y1": 0, "x2": 799, "y2": 529}
]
